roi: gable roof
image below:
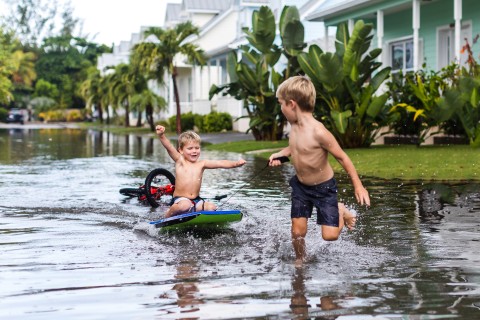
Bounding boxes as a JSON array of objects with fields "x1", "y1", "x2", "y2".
[{"x1": 182, "y1": 0, "x2": 232, "y2": 13}]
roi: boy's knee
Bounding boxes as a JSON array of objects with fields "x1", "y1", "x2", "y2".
[
  {"x1": 201, "y1": 201, "x2": 216, "y2": 211},
  {"x1": 291, "y1": 226, "x2": 307, "y2": 239},
  {"x1": 322, "y1": 234, "x2": 339, "y2": 241},
  {"x1": 321, "y1": 228, "x2": 339, "y2": 241},
  {"x1": 175, "y1": 201, "x2": 193, "y2": 212}
]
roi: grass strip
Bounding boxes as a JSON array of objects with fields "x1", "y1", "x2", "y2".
[{"x1": 206, "y1": 141, "x2": 480, "y2": 181}]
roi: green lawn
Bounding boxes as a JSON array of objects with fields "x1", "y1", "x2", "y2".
[{"x1": 206, "y1": 141, "x2": 480, "y2": 181}]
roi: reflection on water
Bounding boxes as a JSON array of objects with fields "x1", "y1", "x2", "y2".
[{"x1": 1, "y1": 127, "x2": 480, "y2": 319}]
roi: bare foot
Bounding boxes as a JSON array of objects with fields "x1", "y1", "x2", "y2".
[
  {"x1": 340, "y1": 204, "x2": 356, "y2": 230},
  {"x1": 295, "y1": 258, "x2": 304, "y2": 269}
]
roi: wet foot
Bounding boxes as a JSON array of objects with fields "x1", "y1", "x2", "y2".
[
  {"x1": 341, "y1": 205, "x2": 357, "y2": 230},
  {"x1": 295, "y1": 258, "x2": 304, "y2": 269}
]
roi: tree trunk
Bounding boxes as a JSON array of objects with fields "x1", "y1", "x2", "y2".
[
  {"x1": 97, "y1": 103, "x2": 103, "y2": 124},
  {"x1": 146, "y1": 104, "x2": 155, "y2": 131},
  {"x1": 124, "y1": 101, "x2": 130, "y2": 127},
  {"x1": 172, "y1": 67, "x2": 182, "y2": 134},
  {"x1": 136, "y1": 110, "x2": 142, "y2": 127}
]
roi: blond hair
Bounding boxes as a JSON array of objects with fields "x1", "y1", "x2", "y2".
[
  {"x1": 276, "y1": 75, "x2": 316, "y2": 112},
  {"x1": 177, "y1": 130, "x2": 201, "y2": 149}
]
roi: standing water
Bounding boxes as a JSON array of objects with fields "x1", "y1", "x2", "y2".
[{"x1": 1, "y1": 127, "x2": 479, "y2": 319}]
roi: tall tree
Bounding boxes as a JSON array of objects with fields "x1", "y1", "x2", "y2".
[
  {"x1": 3, "y1": 0, "x2": 58, "y2": 48},
  {"x1": 133, "y1": 22, "x2": 207, "y2": 134},
  {"x1": 131, "y1": 89, "x2": 166, "y2": 130},
  {"x1": 105, "y1": 63, "x2": 147, "y2": 127},
  {"x1": 210, "y1": 6, "x2": 306, "y2": 140},
  {"x1": 80, "y1": 67, "x2": 106, "y2": 123},
  {"x1": 0, "y1": 28, "x2": 17, "y2": 104}
]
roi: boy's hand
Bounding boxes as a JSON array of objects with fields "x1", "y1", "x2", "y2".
[
  {"x1": 355, "y1": 186, "x2": 370, "y2": 207},
  {"x1": 268, "y1": 154, "x2": 283, "y2": 166},
  {"x1": 156, "y1": 125, "x2": 165, "y2": 137},
  {"x1": 236, "y1": 159, "x2": 246, "y2": 167}
]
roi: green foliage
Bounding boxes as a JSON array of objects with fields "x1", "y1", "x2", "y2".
[
  {"x1": 0, "y1": 27, "x2": 16, "y2": 104},
  {"x1": 298, "y1": 20, "x2": 392, "y2": 148},
  {"x1": 29, "y1": 96, "x2": 56, "y2": 116},
  {"x1": 134, "y1": 22, "x2": 207, "y2": 134},
  {"x1": 168, "y1": 112, "x2": 196, "y2": 131},
  {"x1": 42, "y1": 109, "x2": 66, "y2": 122},
  {"x1": 33, "y1": 79, "x2": 59, "y2": 99},
  {"x1": 210, "y1": 6, "x2": 305, "y2": 141},
  {"x1": 438, "y1": 76, "x2": 480, "y2": 147},
  {"x1": 386, "y1": 66, "x2": 458, "y2": 145},
  {"x1": 0, "y1": 107, "x2": 8, "y2": 121},
  {"x1": 66, "y1": 109, "x2": 84, "y2": 122},
  {"x1": 167, "y1": 112, "x2": 232, "y2": 133},
  {"x1": 203, "y1": 112, "x2": 232, "y2": 132}
]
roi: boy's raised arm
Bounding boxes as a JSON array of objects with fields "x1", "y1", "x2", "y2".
[{"x1": 155, "y1": 125, "x2": 181, "y2": 162}]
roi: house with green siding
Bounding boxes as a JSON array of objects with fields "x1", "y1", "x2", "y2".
[{"x1": 302, "y1": 0, "x2": 480, "y2": 73}]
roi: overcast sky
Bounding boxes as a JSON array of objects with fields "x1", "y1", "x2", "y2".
[
  {"x1": 71, "y1": 0, "x2": 181, "y2": 45},
  {"x1": 1, "y1": 0, "x2": 181, "y2": 46}
]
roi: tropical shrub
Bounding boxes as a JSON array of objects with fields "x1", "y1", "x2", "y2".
[
  {"x1": 42, "y1": 110, "x2": 66, "y2": 122},
  {"x1": 168, "y1": 112, "x2": 196, "y2": 131},
  {"x1": 385, "y1": 64, "x2": 458, "y2": 145},
  {"x1": 0, "y1": 107, "x2": 8, "y2": 122},
  {"x1": 297, "y1": 20, "x2": 392, "y2": 148},
  {"x1": 167, "y1": 112, "x2": 232, "y2": 133},
  {"x1": 210, "y1": 6, "x2": 306, "y2": 140},
  {"x1": 438, "y1": 76, "x2": 480, "y2": 147},
  {"x1": 203, "y1": 112, "x2": 232, "y2": 132},
  {"x1": 66, "y1": 109, "x2": 84, "y2": 122}
]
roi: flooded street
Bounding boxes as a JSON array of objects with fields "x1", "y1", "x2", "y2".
[{"x1": 1, "y1": 127, "x2": 480, "y2": 319}]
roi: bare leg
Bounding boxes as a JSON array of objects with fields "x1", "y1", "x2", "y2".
[
  {"x1": 291, "y1": 217, "x2": 307, "y2": 267},
  {"x1": 321, "y1": 202, "x2": 356, "y2": 241},
  {"x1": 165, "y1": 200, "x2": 193, "y2": 218},
  {"x1": 194, "y1": 200, "x2": 216, "y2": 211},
  {"x1": 340, "y1": 203, "x2": 356, "y2": 230}
]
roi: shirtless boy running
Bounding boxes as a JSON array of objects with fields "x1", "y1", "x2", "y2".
[
  {"x1": 268, "y1": 76, "x2": 370, "y2": 265},
  {"x1": 156, "y1": 125, "x2": 246, "y2": 218}
]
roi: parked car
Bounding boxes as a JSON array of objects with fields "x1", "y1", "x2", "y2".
[{"x1": 6, "y1": 109, "x2": 25, "y2": 124}]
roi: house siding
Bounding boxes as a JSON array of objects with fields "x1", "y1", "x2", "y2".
[{"x1": 317, "y1": 0, "x2": 480, "y2": 72}]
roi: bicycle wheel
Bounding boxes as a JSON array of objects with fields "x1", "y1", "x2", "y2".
[
  {"x1": 144, "y1": 168, "x2": 176, "y2": 208},
  {"x1": 119, "y1": 187, "x2": 145, "y2": 198}
]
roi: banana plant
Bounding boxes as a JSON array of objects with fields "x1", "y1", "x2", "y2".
[
  {"x1": 209, "y1": 6, "x2": 305, "y2": 141},
  {"x1": 438, "y1": 76, "x2": 480, "y2": 147},
  {"x1": 298, "y1": 20, "x2": 392, "y2": 148}
]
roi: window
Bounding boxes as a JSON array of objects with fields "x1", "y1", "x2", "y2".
[{"x1": 390, "y1": 39, "x2": 414, "y2": 73}]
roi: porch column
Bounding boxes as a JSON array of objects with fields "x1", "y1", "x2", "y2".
[
  {"x1": 454, "y1": 0, "x2": 462, "y2": 61},
  {"x1": 323, "y1": 24, "x2": 329, "y2": 51},
  {"x1": 377, "y1": 10, "x2": 384, "y2": 63},
  {"x1": 348, "y1": 19, "x2": 354, "y2": 34},
  {"x1": 412, "y1": 0, "x2": 421, "y2": 71}
]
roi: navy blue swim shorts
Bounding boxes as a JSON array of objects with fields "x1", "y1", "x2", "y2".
[{"x1": 289, "y1": 175, "x2": 339, "y2": 226}]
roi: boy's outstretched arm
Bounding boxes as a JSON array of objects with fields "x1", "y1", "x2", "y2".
[
  {"x1": 268, "y1": 147, "x2": 291, "y2": 166},
  {"x1": 155, "y1": 125, "x2": 181, "y2": 162},
  {"x1": 204, "y1": 159, "x2": 246, "y2": 169}
]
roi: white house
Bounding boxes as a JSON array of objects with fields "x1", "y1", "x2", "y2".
[{"x1": 97, "y1": 0, "x2": 333, "y2": 132}]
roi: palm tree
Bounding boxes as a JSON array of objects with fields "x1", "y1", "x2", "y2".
[
  {"x1": 133, "y1": 22, "x2": 207, "y2": 134},
  {"x1": 104, "y1": 62, "x2": 149, "y2": 127},
  {"x1": 131, "y1": 89, "x2": 166, "y2": 130},
  {"x1": 80, "y1": 67, "x2": 105, "y2": 123},
  {"x1": 11, "y1": 49, "x2": 37, "y2": 88}
]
